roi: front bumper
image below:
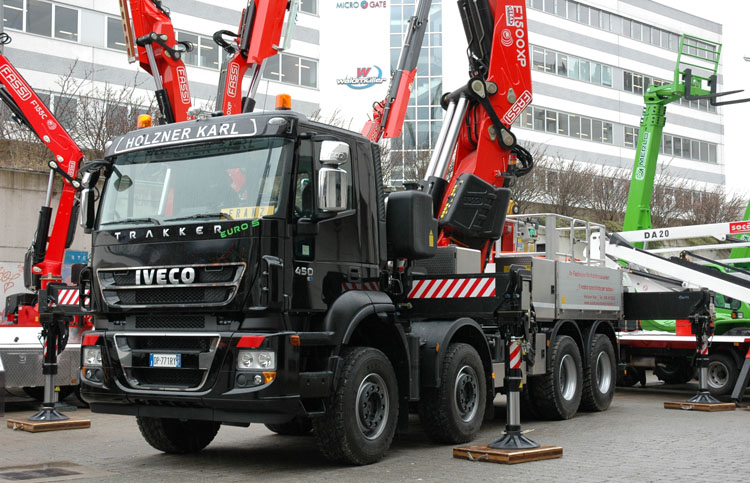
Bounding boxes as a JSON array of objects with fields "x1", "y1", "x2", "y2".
[{"x1": 81, "y1": 330, "x2": 332, "y2": 424}]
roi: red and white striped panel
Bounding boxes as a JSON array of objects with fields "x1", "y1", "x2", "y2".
[
  {"x1": 699, "y1": 342, "x2": 709, "y2": 356},
  {"x1": 407, "y1": 277, "x2": 496, "y2": 299},
  {"x1": 57, "y1": 289, "x2": 90, "y2": 306},
  {"x1": 509, "y1": 341, "x2": 521, "y2": 369},
  {"x1": 342, "y1": 282, "x2": 380, "y2": 291}
]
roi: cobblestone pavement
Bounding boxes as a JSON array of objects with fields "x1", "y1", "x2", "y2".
[{"x1": 1, "y1": 382, "x2": 749, "y2": 482}]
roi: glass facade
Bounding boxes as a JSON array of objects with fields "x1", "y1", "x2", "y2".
[{"x1": 389, "y1": 0, "x2": 442, "y2": 185}]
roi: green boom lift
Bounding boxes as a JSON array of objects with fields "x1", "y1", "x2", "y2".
[{"x1": 623, "y1": 34, "x2": 750, "y2": 237}]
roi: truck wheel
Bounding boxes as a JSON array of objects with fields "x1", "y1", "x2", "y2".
[
  {"x1": 706, "y1": 352, "x2": 738, "y2": 397},
  {"x1": 654, "y1": 359, "x2": 695, "y2": 385},
  {"x1": 136, "y1": 416, "x2": 220, "y2": 454},
  {"x1": 265, "y1": 416, "x2": 313, "y2": 435},
  {"x1": 418, "y1": 343, "x2": 486, "y2": 444},
  {"x1": 616, "y1": 366, "x2": 645, "y2": 387},
  {"x1": 530, "y1": 335, "x2": 582, "y2": 420},
  {"x1": 312, "y1": 347, "x2": 398, "y2": 465},
  {"x1": 580, "y1": 335, "x2": 616, "y2": 412}
]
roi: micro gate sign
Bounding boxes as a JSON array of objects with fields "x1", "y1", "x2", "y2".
[{"x1": 336, "y1": 1, "x2": 387, "y2": 8}]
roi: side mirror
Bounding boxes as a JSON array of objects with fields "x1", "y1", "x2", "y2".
[
  {"x1": 78, "y1": 172, "x2": 96, "y2": 232},
  {"x1": 319, "y1": 140, "x2": 350, "y2": 165},
  {"x1": 318, "y1": 167, "x2": 348, "y2": 212}
]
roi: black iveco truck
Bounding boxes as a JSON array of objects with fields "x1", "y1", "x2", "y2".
[{"x1": 76, "y1": 111, "x2": 627, "y2": 464}]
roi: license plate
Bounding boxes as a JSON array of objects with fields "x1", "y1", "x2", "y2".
[{"x1": 149, "y1": 353, "x2": 181, "y2": 368}]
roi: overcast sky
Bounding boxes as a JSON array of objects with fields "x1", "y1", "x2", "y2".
[{"x1": 653, "y1": 1, "x2": 750, "y2": 200}]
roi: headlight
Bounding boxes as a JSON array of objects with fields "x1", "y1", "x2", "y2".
[
  {"x1": 237, "y1": 350, "x2": 275, "y2": 370},
  {"x1": 83, "y1": 346, "x2": 102, "y2": 366}
]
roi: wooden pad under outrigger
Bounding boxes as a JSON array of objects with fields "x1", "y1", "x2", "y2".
[
  {"x1": 6, "y1": 417, "x2": 91, "y2": 433},
  {"x1": 453, "y1": 445, "x2": 563, "y2": 464},
  {"x1": 663, "y1": 401, "x2": 736, "y2": 412}
]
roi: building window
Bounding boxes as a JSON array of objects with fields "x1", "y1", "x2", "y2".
[
  {"x1": 531, "y1": 45, "x2": 614, "y2": 89},
  {"x1": 624, "y1": 126, "x2": 637, "y2": 147},
  {"x1": 3, "y1": 0, "x2": 24, "y2": 30},
  {"x1": 262, "y1": 53, "x2": 318, "y2": 89},
  {"x1": 299, "y1": 0, "x2": 317, "y2": 15},
  {"x1": 107, "y1": 16, "x2": 127, "y2": 51},
  {"x1": 199, "y1": 35, "x2": 219, "y2": 69},
  {"x1": 54, "y1": 5, "x2": 78, "y2": 41},
  {"x1": 27, "y1": 0, "x2": 52, "y2": 37},
  {"x1": 533, "y1": 107, "x2": 545, "y2": 131}
]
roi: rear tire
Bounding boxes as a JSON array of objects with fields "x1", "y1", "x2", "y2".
[
  {"x1": 312, "y1": 347, "x2": 398, "y2": 465},
  {"x1": 265, "y1": 416, "x2": 313, "y2": 436},
  {"x1": 530, "y1": 335, "x2": 582, "y2": 420},
  {"x1": 580, "y1": 335, "x2": 616, "y2": 412},
  {"x1": 706, "y1": 352, "x2": 738, "y2": 397},
  {"x1": 654, "y1": 359, "x2": 695, "y2": 385},
  {"x1": 136, "y1": 416, "x2": 220, "y2": 454},
  {"x1": 419, "y1": 343, "x2": 486, "y2": 444}
]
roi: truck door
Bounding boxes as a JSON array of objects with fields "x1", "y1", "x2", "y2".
[{"x1": 291, "y1": 138, "x2": 362, "y2": 311}]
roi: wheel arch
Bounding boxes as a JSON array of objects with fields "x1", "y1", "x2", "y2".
[
  {"x1": 410, "y1": 318, "x2": 492, "y2": 389},
  {"x1": 546, "y1": 319, "x2": 584, "y2": 372}
]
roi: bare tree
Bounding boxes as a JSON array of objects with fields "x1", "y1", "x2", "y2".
[
  {"x1": 543, "y1": 155, "x2": 596, "y2": 217},
  {"x1": 650, "y1": 164, "x2": 694, "y2": 227},
  {"x1": 588, "y1": 166, "x2": 630, "y2": 226},
  {"x1": 507, "y1": 141, "x2": 548, "y2": 213},
  {"x1": 684, "y1": 184, "x2": 746, "y2": 225}
]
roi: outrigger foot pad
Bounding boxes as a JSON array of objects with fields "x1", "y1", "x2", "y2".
[
  {"x1": 28, "y1": 406, "x2": 69, "y2": 422},
  {"x1": 687, "y1": 391, "x2": 721, "y2": 405},
  {"x1": 488, "y1": 428, "x2": 540, "y2": 450}
]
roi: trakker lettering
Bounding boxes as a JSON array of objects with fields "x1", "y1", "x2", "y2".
[
  {"x1": 111, "y1": 119, "x2": 257, "y2": 154},
  {"x1": 112, "y1": 224, "x2": 222, "y2": 242},
  {"x1": 135, "y1": 267, "x2": 196, "y2": 285}
]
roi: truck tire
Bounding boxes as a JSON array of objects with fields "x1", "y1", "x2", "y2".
[
  {"x1": 530, "y1": 335, "x2": 582, "y2": 420},
  {"x1": 706, "y1": 352, "x2": 738, "y2": 397},
  {"x1": 580, "y1": 335, "x2": 616, "y2": 412},
  {"x1": 265, "y1": 416, "x2": 313, "y2": 435},
  {"x1": 312, "y1": 347, "x2": 398, "y2": 465},
  {"x1": 136, "y1": 416, "x2": 220, "y2": 454},
  {"x1": 418, "y1": 343, "x2": 486, "y2": 444},
  {"x1": 654, "y1": 359, "x2": 695, "y2": 385},
  {"x1": 616, "y1": 366, "x2": 645, "y2": 387}
]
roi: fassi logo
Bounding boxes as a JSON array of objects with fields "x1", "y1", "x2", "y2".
[
  {"x1": 0, "y1": 65, "x2": 32, "y2": 101},
  {"x1": 177, "y1": 66, "x2": 190, "y2": 104},
  {"x1": 227, "y1": 62, "x2": 240, "y2": 98}
]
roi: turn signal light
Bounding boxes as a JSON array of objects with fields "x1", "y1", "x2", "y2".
[{"x1": 263, "y1": 371, "x2": 276, "y2": 384}]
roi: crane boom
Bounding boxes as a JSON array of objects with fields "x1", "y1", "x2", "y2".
[
  {"x1": 214, "y1": 0, "x2": 299, "y2": 115},
  {"x1": 119, "y1": 0, "x2": 194, "y2": 123}
]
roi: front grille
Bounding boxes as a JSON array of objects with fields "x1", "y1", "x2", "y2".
[
  {"x1": 131, "y1": 368, "x2": 204, "y2": 388},
  {"x1": 135, "y1": 315, "x2": 205, "y2": 329},
  {"x1": 98, "y1": 263, "x2": 245, "y2": 308},
  {"x1": 115, "y1": 287, "x2": 229, "y2": 305},
  {"x1": 127, "y1": 336, "x2": 212, "y2": 352}
]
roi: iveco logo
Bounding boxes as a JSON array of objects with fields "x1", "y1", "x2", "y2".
[{"x1": 135, "y1": 267, "x2": 196, "y2": 285}]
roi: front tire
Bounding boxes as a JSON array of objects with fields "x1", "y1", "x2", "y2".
[
  {"x1": 706, "y1": 352, "x2": 738, "y2": 397},
  {"x1": 654, "y1": 359, "x2": 695, "y2": 385},
  {"x1": 581, "y1": 335, "x2": 616, "y2": 412},
  {"x1": 419, "y1": 343, "x2": 486, "y2": 444},
  {"x1": 530, "y1": 335, "x2": 582, "y2": 420},
  {"x1": 136, "y1": 417, "x2": 220, "y2": 454},
  {"x1": 312, "y1": 347, "x2": 398, "y2": 465}
]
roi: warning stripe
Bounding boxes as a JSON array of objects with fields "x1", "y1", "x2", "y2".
[
  {"x1": 408, "y1": 277, "x2": 497, "y2": 299},
  {"x1": 57, "y1": 288, "x2": 90, "y2": 306},
  {"x1": 342, "y1": 282, "x2": 380, "y2": 291},
  {"x1": 700, "y1": 343, "x2": 709, "y2": 356},
  {"x1": 510, "y1": 341, "x2": 521, "y2": 369}
]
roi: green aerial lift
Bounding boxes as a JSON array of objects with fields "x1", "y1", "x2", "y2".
[{"x1": 623, "y1": 34, "x2": 749, "y2": 236}]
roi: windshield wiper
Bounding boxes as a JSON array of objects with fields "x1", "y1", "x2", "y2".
[
  {"x1": 101, "y1": 217, "x2": 161, "y2": 226},
  {"x1": 165, "y1": 212, "x2": 234, "y2": 222}
]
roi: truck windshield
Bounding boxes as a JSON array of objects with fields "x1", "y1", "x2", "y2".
[{"x1": 98, "y1": 137, "x2": 292, "y2": 229}]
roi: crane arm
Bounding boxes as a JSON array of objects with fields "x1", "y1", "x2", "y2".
[
  {"x1": 361, "y1": 0, "x2": 432, "y2": 142},
  {"x1": 119, "y1": 0, "x2": 193, "y2": 123},
  {"x1": 214, "y1": 0, "x2": 299, "y2": 115},
  {"x1": 0, "y1": 36, "x2": 84, "y2": 289}
]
